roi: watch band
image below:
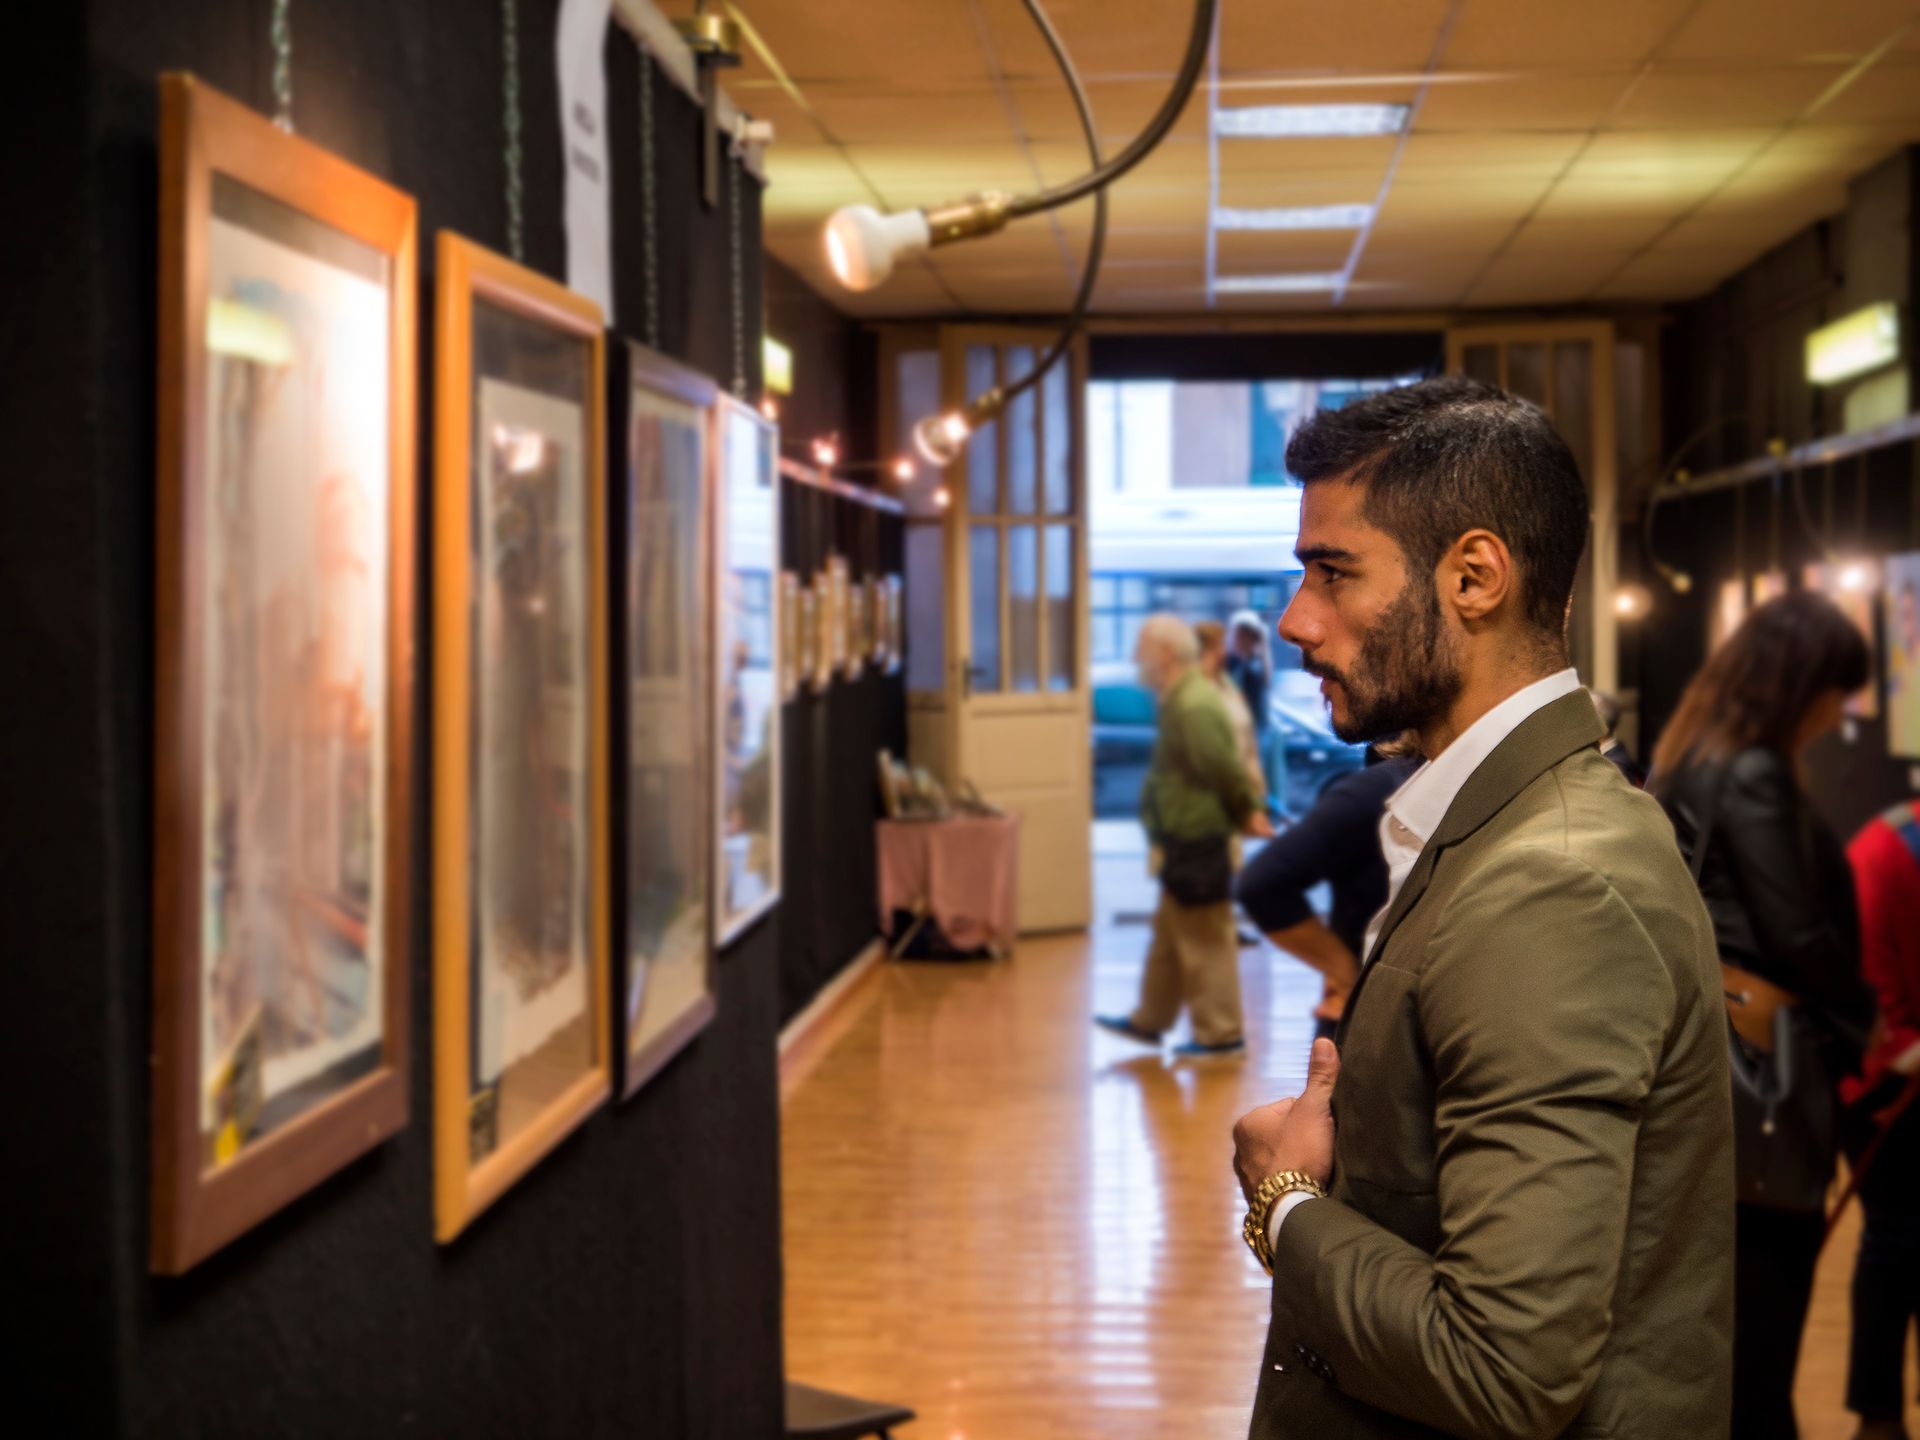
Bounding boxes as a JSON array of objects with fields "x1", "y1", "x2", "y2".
[{"x1": 1242, "y1": 1169, "x2": 1326, "y2": 1273}]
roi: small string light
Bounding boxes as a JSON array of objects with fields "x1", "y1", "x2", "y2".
[
  {"x1": 811, "y1": 437, "x2": 839, "y2": 468},
  {"x1": 760, "y1": 396, "x2": 779, "y2": 422},
  {"x1": 892, "y1": 457, "x2": 914, "y2": 483},
  {"x1": 933, "y1": 486, "x2": 951, "y2": 510}
]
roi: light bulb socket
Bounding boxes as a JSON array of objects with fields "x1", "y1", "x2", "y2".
[{"x1": 924, "y1": 192, "x2": 1014, "y2": 247}]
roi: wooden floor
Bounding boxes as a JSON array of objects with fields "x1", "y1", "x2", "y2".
[{"x1": 782, "y1": 911, "x2": 1917, "y2": 1437}]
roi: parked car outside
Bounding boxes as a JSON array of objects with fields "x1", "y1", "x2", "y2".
[{"x1": 1090, "y1": 662, "x2": 1365, "y2": 821}]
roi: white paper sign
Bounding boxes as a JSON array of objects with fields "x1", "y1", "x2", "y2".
[{"x1": 557, "y1": 0, "x2": 614, "y2": 316}]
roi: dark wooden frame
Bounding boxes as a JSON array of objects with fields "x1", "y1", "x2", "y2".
[
  {"x1": 611, "y1": 339, "x2": 719, "y2": 1100},
  {"x1": 151, "y1": 74, "x2": 418, "y2": 1275},
  {"x1": 432, "y1": 231, "x2": 611, "y2": 1241}
]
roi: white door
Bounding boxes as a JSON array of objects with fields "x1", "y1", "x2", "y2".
[
  {"x1": 888, "y1": 325, "x2": 1092, "y2": 934},
  {"x1": 1446, "y1": 321, "x2": 1620, "y2": 693}
]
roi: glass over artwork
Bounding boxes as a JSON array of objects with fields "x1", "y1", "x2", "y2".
[
  {"x1": 715, "y1": 399, "x2": 781, "y2": 942},
  {"x1": 466, "y1": 302, "x2": 596, "y2": 1163},
  {"x1": 623, "y1": 364, "x2": 714, "y2": 1086},
  {"x1": 199, "y1": 175, "x2": 392, "y2": 1167}
]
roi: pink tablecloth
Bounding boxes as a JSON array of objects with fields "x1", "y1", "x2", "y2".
[{"x1": 876, "y1": 814, "x2": 1021, "y2": 952}]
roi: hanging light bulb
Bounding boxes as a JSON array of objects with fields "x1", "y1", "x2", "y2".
[
  {"x1": 912, "y1": 389, "x2": 1006, "y2": 469},
  {"x1": 1613, "y1": 583, "x2": 1654, "y2": 621},
  {"x1": 892, "y1": 456, "x2": 914, "y2": 483}
]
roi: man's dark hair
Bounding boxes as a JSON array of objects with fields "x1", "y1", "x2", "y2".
[{"x1": 1285, "y1": 376, "x2": 1589, "y2": 641}]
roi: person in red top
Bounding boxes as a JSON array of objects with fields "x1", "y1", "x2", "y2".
[{"x1": 1841, "y1": 799, "x2": 1920, "y2": 1440}]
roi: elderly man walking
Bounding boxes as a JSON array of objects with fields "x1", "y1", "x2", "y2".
[{"x1": 1098, "y1": 614, "x2": 1269, "y2": 1058}]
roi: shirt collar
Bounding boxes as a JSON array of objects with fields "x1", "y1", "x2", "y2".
[{"x1": 1385, "y1": 669, "x2": 1584, "y2": 846}]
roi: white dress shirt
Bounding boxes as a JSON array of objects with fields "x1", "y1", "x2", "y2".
[{"x1": 1267, "y1": 668, "x2": 1584, "y2": 1251}]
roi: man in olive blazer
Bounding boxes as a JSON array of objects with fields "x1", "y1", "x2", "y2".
[{"x1": 1232, "y1": 378, "x2": 1734, "y2": 1439}]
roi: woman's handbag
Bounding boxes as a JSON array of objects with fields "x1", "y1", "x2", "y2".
[{"x1": 1686, "y1": 771, "x2": 1839, "y2": 1213}]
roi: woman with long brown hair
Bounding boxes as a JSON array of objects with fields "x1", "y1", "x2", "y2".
[{"x1": 1651, "y1": 590, "x2": 1876, "y2": 1440}]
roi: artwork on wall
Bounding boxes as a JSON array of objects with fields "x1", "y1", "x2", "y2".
[
  {"x1": 845, "y1": 571, "x2": 868, "y2": 680},
  {"x1": 778, "y1": 572, "x2": 802, "y2": 703},
  {"x1": 432, "y1": 232, "x2": 610, "y2": 1240},
  {"x1": 714, "y1": 394, "x2": 782, "y2": 945},
  {"x1": 798, "y1": 580, "x2": 821, "y2": 696},
  {"x1": 615, "y1": 341, "x2": 717, "y2": 1099},
  {"x1": 884, "y1": 576, "x2": 905, "y2": 674},
  {"x1": 151, "y1": 75, "x2": 417, "y2": 1275},
  {"x1": 867, "y1": 575, "x2": 890, "y2": 665},
  {"x1": 1887, "y1": 551, "x2": 1920, "y2": 759},
  {"x1": 826, "y1": 555, "x2": 851, "y2": 676},
  {"x1": 810, "y1": 568, "x2": 836, "y2": 694},
  {"x1": 1710, "y1": 577, "x2": 1747, "y2": 652},
  {"x1": 1802, "y1": 560, "x2": 1880, "y2": 720}
]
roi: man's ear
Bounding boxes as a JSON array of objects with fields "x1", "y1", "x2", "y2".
[{"x1": 1440, "y1": 528, "x2": 1514, "y2": 624}]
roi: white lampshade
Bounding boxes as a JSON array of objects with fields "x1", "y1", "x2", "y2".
[{"x1": 824, "y1": 205, "x2": 932, "y2": 291}]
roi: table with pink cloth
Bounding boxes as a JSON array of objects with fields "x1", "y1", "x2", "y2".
[{"x1": 875, "y1": 813, "x2": 1021, "y2": 956}]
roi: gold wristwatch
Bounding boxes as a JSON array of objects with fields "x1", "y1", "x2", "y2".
[{"x1": 1242, "y1": 1169, "x2": 1326, "y2": 1274}]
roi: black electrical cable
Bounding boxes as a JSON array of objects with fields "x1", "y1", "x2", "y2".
[
  {"x1": 1007, "y1": 0, "x2": 1216, "y2": 220},
  {"x1": 999, "y1": 0, "x2": 1107, "y2": 407}
]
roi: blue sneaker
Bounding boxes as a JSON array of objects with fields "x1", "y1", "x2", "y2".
[
  {"x1": 1094, "y1": 1014, "x2": 1162, "y2": 1046},
  {"x1": 1172, "y1": 1037, "x2": 1246, "y2": 1059}
]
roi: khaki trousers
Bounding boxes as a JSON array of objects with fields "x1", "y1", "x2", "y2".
[{"x1": 1129, "y1": 888, "x2": 1243, "y2": 1046}]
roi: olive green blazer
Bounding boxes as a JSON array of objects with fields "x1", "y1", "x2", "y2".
[{"x1": 1250, "y1": 691, "x2": 1734, "y2": 1439}]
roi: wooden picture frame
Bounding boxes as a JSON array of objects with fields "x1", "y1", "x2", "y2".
[
  {"x1": 611, "y1": 339, "x2": 718, "y2": 1100},
  {"x1": 433, "y1": 233, "x2": 610, "y2": 1240},
  {"x1": 152, "y1": 74, "x2": 417, "y2": 1275},
  {"x1": 712, "y1": 393, "x2": 782, "y2": 946}
]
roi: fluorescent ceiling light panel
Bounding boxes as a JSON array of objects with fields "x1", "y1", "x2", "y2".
[
  {"x1": 1213, "y1": 203, "x2": 1372, "y2": 231},
  {"x1": 1214, "y1": 273, "x2": 1344, "y2": 294},
  {"x1": 1213, "y1": 103, "x2": 1410, "y2": 138}
]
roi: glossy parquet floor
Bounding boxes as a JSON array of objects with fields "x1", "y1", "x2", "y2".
[{"x1": 781, "y1": 845, "x2": 1918, "y2": 1438}]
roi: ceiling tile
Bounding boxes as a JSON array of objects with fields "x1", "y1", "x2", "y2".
[
  {"x1": 1220, "y1": 0, "x2": 1456, "y2": 74},
  {"x1": 1413, "y1": 73, "x2": 1635, "y2": 132},
  {"x1": 1441, "y1": 0, "x2": 1692, "y2": 67},
  {"x1": 1394, "y1": 132, "x2": 1589, "y2": 181},
  {"x1": 1660, "y1": 0, "x2": 1919, "y2": 64},
  {"x1": 699, "y1": 0, "x2": 996, "y2": 87},
  {"x1": 1605, "y1": 65, "x2": 1848, "y2": 129}
]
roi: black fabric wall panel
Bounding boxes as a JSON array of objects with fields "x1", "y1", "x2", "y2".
[
  {"x1": 28, "y1": 0, "x2": 795, "y2": 1433},
  {"x1": 766, "y1": 256, "x2": 878, "y2": 464}
]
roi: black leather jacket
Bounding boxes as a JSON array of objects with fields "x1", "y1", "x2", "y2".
[{"x1": 1659, "y1": 747, "x2": 1874, "y2": 1049}]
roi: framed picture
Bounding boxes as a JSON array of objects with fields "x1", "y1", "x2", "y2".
[
  {"x1": 845, "y1": 572, "x2": 868, "y2": 680},
  {"x1": 884, "y1": 575, "x2": 904, "y2": 674},
  {"x1": 713, "y1": 394, "x2": 782, "y2": 945},
  {"x1": 778, "y1": 571, "x2": 802, "y2": 702},
  {"x1": 613, "y1": 341, "x2": 717, "y2": 1100},
  {"x1": 867, "y1": 575, "x2": 889, "y2": 664},
  {"x1": 152, "y1": 74, "x2": 417, "y2": 1274},
  {"x1": 797, "y1": 581, "x2": 820, "y2": 696},
  {"x1": 1802, "y1": 560, "x2": 1880, "y2": 720},
  {"x1": 1888, "y1": 551, "x2": 1920, "y2": 759},
  {"x1": 1709, "y1": 577, "x2": 1747, "y2": 652},
  {"x1": 827, "y1": 555, "x2": 851, "y2": 675},
  {"x1": 432, "y1": 233, "x2": 610, "y2": 1240},
  {"x1": 810, "y1": 570, "x2": 835, "y2": 693}
]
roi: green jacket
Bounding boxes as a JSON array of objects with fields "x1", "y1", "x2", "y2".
[
  {"x1": 1140, "y1": 670, "x2": 1261, "y2": 842},
  {"x1": 1251, "y1": 690, "x2": 1734, "y2": 1439}
]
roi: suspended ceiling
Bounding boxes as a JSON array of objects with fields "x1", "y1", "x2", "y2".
[{"x1": 678, "y1": 0, "x2": 1920, "y2": 318}]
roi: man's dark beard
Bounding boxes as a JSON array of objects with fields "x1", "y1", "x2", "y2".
[{"x1": 1304, "y1": 578, "x2": 1462, "y2": 744}]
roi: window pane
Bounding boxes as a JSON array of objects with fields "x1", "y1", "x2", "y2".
[
  {"x1": 1462, "y1": 344, "x2": 1500, "y2": 387},
  {"x1": 1093, "y1": 614, "x2": 1119, "y2": 663},
  {"x1": 1009, "y1": 525, "x2": 1039, "y2": 692},
  {"x1": 1044, "y1": 357, "x2": 1071, "y2": 514},
  {"x1": 905, "y1": 523, "x2": 945, "y2": 692},
  {"x1": 1046, "y1": 525, "x2": 1074, "y2": 692},
  {"x1": 895, "y1": 349, "x2": 945, "y2": 518},
  {"x1": 1119, "y1": 613, "x2": 1146, "y2": 663},
  {"x1": 1507, "y1": 342, "x2": 1547, "y2": 407},
  {"x1": 1120, "y1": 576, "x2": 1149, "y2": 608},
  {"x1": 1007, "y1": 347, "x2": 1037, "y2": 515},
  {"x1": 966, "y1": 345, "x2": 998, "y2": 514},
  {"x1": 1091, "y1": 575, "x2": 1115, "y2": 608},
  {"x1": 969, "y1": 525, "x2": 1002, "y2": 694},
  {"x1": 1552, "y1": 341, "x2": 1594, "y2": 481}
]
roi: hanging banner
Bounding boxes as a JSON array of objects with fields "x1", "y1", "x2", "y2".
[{"x1": 557, "y1": 0, "x2": 614, "y2": 315}]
